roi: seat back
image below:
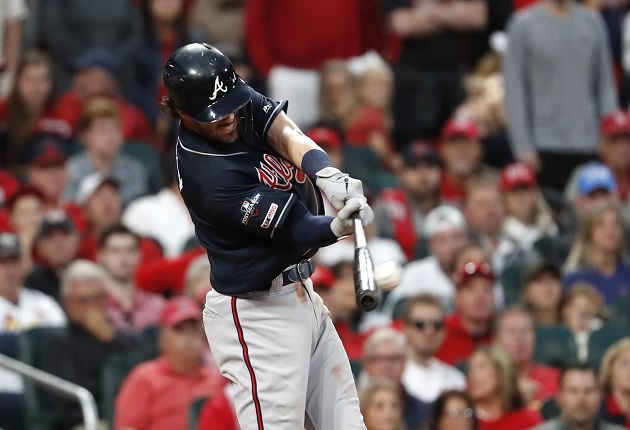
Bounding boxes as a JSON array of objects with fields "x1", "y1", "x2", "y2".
[
  {"x1": 586, "y1": 326, "x2": 630, "y2": 370},
  {"x1": 188, "y1": 396, "x2": 209, "y2": 430},
  {"x1": 534, "y1": 326, "x2": 578, "y2": 368}
]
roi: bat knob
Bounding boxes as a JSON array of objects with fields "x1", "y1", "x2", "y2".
[{"x1": 359, "y1": 294, "x2": 378, "y2": 312}]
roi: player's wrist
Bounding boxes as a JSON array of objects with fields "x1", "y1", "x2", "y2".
[{"x1": 301, "y1": 149, "x2": 334, "y2": 180}]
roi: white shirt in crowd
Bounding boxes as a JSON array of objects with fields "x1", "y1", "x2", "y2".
[
  {"x1": 122, "y1": 188, "x2": 196, "y2": 257},
  {"x1": 0, "y1": 288, "x2": 67, "y2": 393},
  {"x1": 402, "y1": 357, "x2": 466, "y2": 403}
]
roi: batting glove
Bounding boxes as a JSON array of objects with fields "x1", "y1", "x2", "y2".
[
  {"x1": 315, "y1": 167, "x2": 366, "y2": 210},
  {"x1": 330, "y1": 198, "x2": 374, "y2": 237}
]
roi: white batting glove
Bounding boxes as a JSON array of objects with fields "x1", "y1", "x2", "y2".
[
  {"x1": 316, "y1": 167, "x2": 366, "y2": 210},
  {"x1": 330, "y1": 198, "x2": 374, "y2": 236}
]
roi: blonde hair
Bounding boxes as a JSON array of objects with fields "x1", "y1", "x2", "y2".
[
  {"x1": 599, "y1": 337, "x2": 630, "y2": 393},
  {"x1": 358, "y1": 379, "x2": 406, "y2": 430},
  {"x1": 564, "y1": 203, "x2": 624, "y2": 272},
  {"x1": 77, "y1": 97, "x2": 121, "y2": 132},
  {"x1": 471, "y1": 345, "x2": 524, "y2": 412}
]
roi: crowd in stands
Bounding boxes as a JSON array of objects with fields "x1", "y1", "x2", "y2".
[{"x1": 1, "y1": 0, "x2": 630, "y2": 429}]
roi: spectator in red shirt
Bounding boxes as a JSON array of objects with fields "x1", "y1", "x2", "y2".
[
  {"x1": 0, "y1": 169, "x2": 19, "y2": 209},
  {"x1": 98, "y1": 224, "x2": 165, "y2": 332},
  {"x1": 0, "y1": 50, "x2": 71, "y2": 170},
  {"x1": 599, "y1": 338, "x2": 630, "y2": 428},
  {"x1": 115, "y1": 296, "x2": 226, "y2": 430},
  {"x1": 435, "y1": 261, "x2": 495, "y2": 366},
  {"x1": 494, "y1": 306, "x2": 560, "y2": 407},
  {"x1": 52, "y1": 48, "x2": 152, "y2": 143},
  {"x1": 439, "y1": 118, "x2": 489, "y2": 206},
  {"x1": 467, "y1": 345, "x2": 543, "y2": 430}
]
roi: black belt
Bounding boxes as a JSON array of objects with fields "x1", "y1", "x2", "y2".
[{"x1": 281, "y1": 260, "x2": 315, "y2": 286}]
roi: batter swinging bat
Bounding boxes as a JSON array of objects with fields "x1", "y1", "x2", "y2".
[{"x1": 352, "y1": 214, "x2": 379, "y2": 312}]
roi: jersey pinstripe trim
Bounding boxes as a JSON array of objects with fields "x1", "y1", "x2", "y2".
[
  {"x1": 178, "y1": 137, "x2": 248, "y2": 157},
  {"x1": 270, "y1": 193, "x2": 294, "y2": 239},
  {"x1": 231, "y1": 297, "x2": 264, "y2": 429},
  {"x1": 262, "y1": 101, "x2": 286, "y2": 139}
]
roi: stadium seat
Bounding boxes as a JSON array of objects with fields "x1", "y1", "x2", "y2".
[
  {"x1": 349, "y1": 360, "x2": 363, "y2": 381},
  {"x1": 19, "y1": 327, "x2": 65, "y2": 430},
  {"x1": 500, "y1": 262, "x2": 528, "y2": 305},
  {"x1": 341, "y1": 146, "x2": 397, "y2": 196},
  {"x1": 540, "y1": 397, "x2": 560, "y2": 420},
  {"x1": 188, "y1": 396, "x2": 209, "y2": 430},
  {"x1": 586, "y1": 326, "x2": 630, "y2": 370},
  {"x1": 610, "y1": 297, "x2": 630, "y2": 327},
  {"x1": 534, "y1": 326, "x2": 578, "y2": 368}
]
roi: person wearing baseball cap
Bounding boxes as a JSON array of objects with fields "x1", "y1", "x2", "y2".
[
  {"x1": 434, "y1": 261, "x2": 495, "y2": 366},
  {"x1": 373, "y1": 141, "x2": 443, "y2": 261},
  {"x1": 306, "y1": 127, "x2": 343, "y2": 170},
  {"x1": 500, "y1": 162, "x2": 558, "y2": 250},
  {"x1": 115, "y1": 296, "x2": 227, "y2": 430},
  {"x1": 439, "y1": 117, "x2": 490, "y2": 206}
]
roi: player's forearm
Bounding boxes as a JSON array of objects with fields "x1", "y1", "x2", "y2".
[
  {"x1": 266, "y1": 111, "x2": 323, "y2": 170},
  {"x1": 275, "y1": 203, "x2": 338, "y2": 247}
]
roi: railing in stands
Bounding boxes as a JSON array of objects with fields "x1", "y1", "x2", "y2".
[{"x1": 0, "y1": 352, "x2": 99, "y2": 430}]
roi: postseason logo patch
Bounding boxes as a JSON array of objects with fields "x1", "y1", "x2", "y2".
[{"x1": 241, "y1": 193, "x2": 261, "y2": 225}]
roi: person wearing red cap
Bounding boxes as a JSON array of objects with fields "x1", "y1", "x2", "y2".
[
  {"x1": 500, "y1": 162, "x2": 558, "y2": 251},
  {"x1": 565, "y1": 109, "x2": 630, "y2": 225},
  {"x1": 435, "y1": 261, "x2": 495, "y2": 366},
  {"x1": 439, "y1": 117, "x2": 494, "y2": 206},
  {"x1": 115, "y1": 295, "x2": 229, "y2": 430}
]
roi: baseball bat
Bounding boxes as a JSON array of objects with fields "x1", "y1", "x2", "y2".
[{"x1": 352, "y1": 214, "x2": 379, "y2": 312}]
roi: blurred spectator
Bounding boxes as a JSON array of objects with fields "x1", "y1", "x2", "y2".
[
  {"x1": 64, "y1": 98, "x2": 149, "y2": 205},
  {"x1": 131, "y1": 0, "x2": 206, "y2": 132},
  {"x1": 24, "y1": 210, "x2": 80, "y2": 301},
  {"x1": 565, "y1": 110, "x2": 630, "y2": 225},
  {"x1": 464, "y1": 174, "x2": 533, "y2": 274},
  {"x1": 3, "y1": 185, "x2": 46, "y2": 271},
  {"x1": 133, "y1": 247, "x2": 206, "y2": 296},
  {"x1": 422, "y1": 390, "x2": 479, "y2": 430},
  {"x1": 467, "y1": 345, "x2": 543, "y2": 430},
  {"x1": 0, "y1": 0, "x2": 28, "y2": 98},
  {"x1": 358, "y1": 379, "x2": 406, "y2": 430},
  {"x1": 306, "y1": 126, "x2": 344, "y2": 170},
  {"x1": 244, "y1": 0, "x2": 384, "y2": 130},
  {"x1": 401, "y1": 294, "x2": 466, "y2": 403},
  {"x1": 382, "y1": 0, "x2": 488, "y2": 143},
  {"x1": 0, "y1": 168, "x2": 19, "y2": 208},
  {"x1": 435, "y1": 261, "x2": 495, "y2": 366},
  {"x1": 599, "y1": 338, "x2": 630, "y2": 427},
  {"x1": 52, "y1": 49, "x2": 152, "y2": 142},
  {"x1": 0, "y1": 232, "x2": 66, "y2": 430},
  {"x1": 560, "y1": 282, "x2": 605, "y2": 362},
  {"x1": 563, "y1": 203, "x2": 630, "y2": 306},
  {"x1": 450, "y1": 242, "x2": 505, "y2": 307},
  {"x1": 360, "y1": 328, "x2": 431, "y2": 429},
  {"x1": 39, "y1": 0, "x2": 143, "y2": 93},
  {"x1": 189, "y1": 0, "x2": 244, "y2": 47},
  {"x1": 521, "y1": 263, "x2": 563, "y2": 327},
  {"x1": 41, "y1": 260, "x2": 144, "y2": 430},
  {"x1": 500, "y1": 162, "x2": 558, "y2": 251},
  {"x1": 196, "y1": 384, "x2": 239, "y2": 430},
  {"x1": 122, "y1": 166, "x2": 195, "y2": 257},
  {"x1": 0, "y1": 50, "x2": 71, "y2": 171},
  {"x1": 532, "y1": 363, "x2": 624, "y2": 430},
  {"x1": 114, "y1": 296, "x2": 226, "y2": 430},
  {"x1": 183, "y1": 255, "x2": 211, "y2": 306},
  {"x1": 439, "y1": 117, "x2": 489, "y2": 206},
  {"x1": 319, "y1": 60, "x2": 359, "y2": 130},
  {"x1": 494, "y1": 306, "x2": 560, "y2": 406},
  {"x1": 373, "y1": 142, "x2": 443, "y2": 261},
  {"x1": 384, "y1": 205, "x2": 468, "y2": 315},
  {"x1": 25, "y1": 133, "x2": 85, "y2": 232},
  {"x1": 570, "y1": 163, "x2": 620, "y2": 218},
  {"x1": 98, "y1": 224, "x2": 165, "y2": 332},
  {"x1": 503, "y1": 0, "x2": 618, "y2": 193}
]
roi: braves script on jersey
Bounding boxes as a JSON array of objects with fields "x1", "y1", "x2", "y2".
[{"x1": 176, "y1": 91, "x2": 323, "y2": 295}]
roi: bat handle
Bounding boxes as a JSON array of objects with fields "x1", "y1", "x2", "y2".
[{"x1": 353, "y1": 214, "x2": 367, "y2": 247}]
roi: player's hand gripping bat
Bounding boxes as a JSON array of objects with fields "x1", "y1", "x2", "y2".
[{"x1": 352, "y1": 214, "x2": 380, "y2": 312}]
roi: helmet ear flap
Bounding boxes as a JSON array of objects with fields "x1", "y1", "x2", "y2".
[{"x1": 238, "y1": 101, "x2": 253, "y2": 134}]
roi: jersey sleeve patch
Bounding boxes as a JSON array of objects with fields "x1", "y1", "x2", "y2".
[{"x1": 240, "y1": 192, "x2": 262, "y2": 225}]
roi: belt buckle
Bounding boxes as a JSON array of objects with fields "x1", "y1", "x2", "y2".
[{"x1": 296, "y1": 260, "x2": 311, "y2": 281}]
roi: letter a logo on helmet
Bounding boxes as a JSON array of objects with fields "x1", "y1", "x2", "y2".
[{"x1": 163, "y1": 43, "x2": 252, "y2": 123}]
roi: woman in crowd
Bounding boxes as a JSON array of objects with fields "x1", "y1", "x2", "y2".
[
  {"x1": 467, "y1": 345, "x2": 543, "y2": 430},
  {"x1": 0, "y1": 50, "x2": 70, "y2": 171},
  {"x1": 359, "y1": 379, "x2": 406, "y2": 430},
  {"x1": 600, "y1": 338, "x2": 630, "y2": 427},
  {"x1": 563, "y1": 203, "x2": 630, "y2": 306},
  {"x1": 521, "y1": 263, "x2": 563, "y2": 327},
  {"x1": 423, "y1": 390, "x2": 478, "y2": 430}
]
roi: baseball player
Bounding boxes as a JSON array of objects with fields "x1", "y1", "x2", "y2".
[{"x1": 162, "y1": 43, "x2": 373, "y2": 430}]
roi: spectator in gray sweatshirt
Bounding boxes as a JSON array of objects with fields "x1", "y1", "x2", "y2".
[{"x1": 503, "y1": 0, "x2": 618, "y2": 193}]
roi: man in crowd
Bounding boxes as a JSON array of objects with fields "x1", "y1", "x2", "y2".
[
  {"x1": 401, "y1": 294, "x2": 466, "y2": 403},
  {"x1": 115, "y1": 296, "x2": 226, "y2": 430},
  {"x1": 435, "y1": 261, "x2": 495, "y2": 365},
  {"x1": 532, "y1": 364, "x2": 625, "y2": 430}
]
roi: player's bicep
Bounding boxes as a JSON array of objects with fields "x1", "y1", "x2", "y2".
[{"x1": 199, "y1": 187, "x2": 296, "y2": 238}]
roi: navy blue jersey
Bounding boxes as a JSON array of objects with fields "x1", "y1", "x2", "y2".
[{"x1": 176, "y1": 90, "x2": 324, "y2": 295}]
